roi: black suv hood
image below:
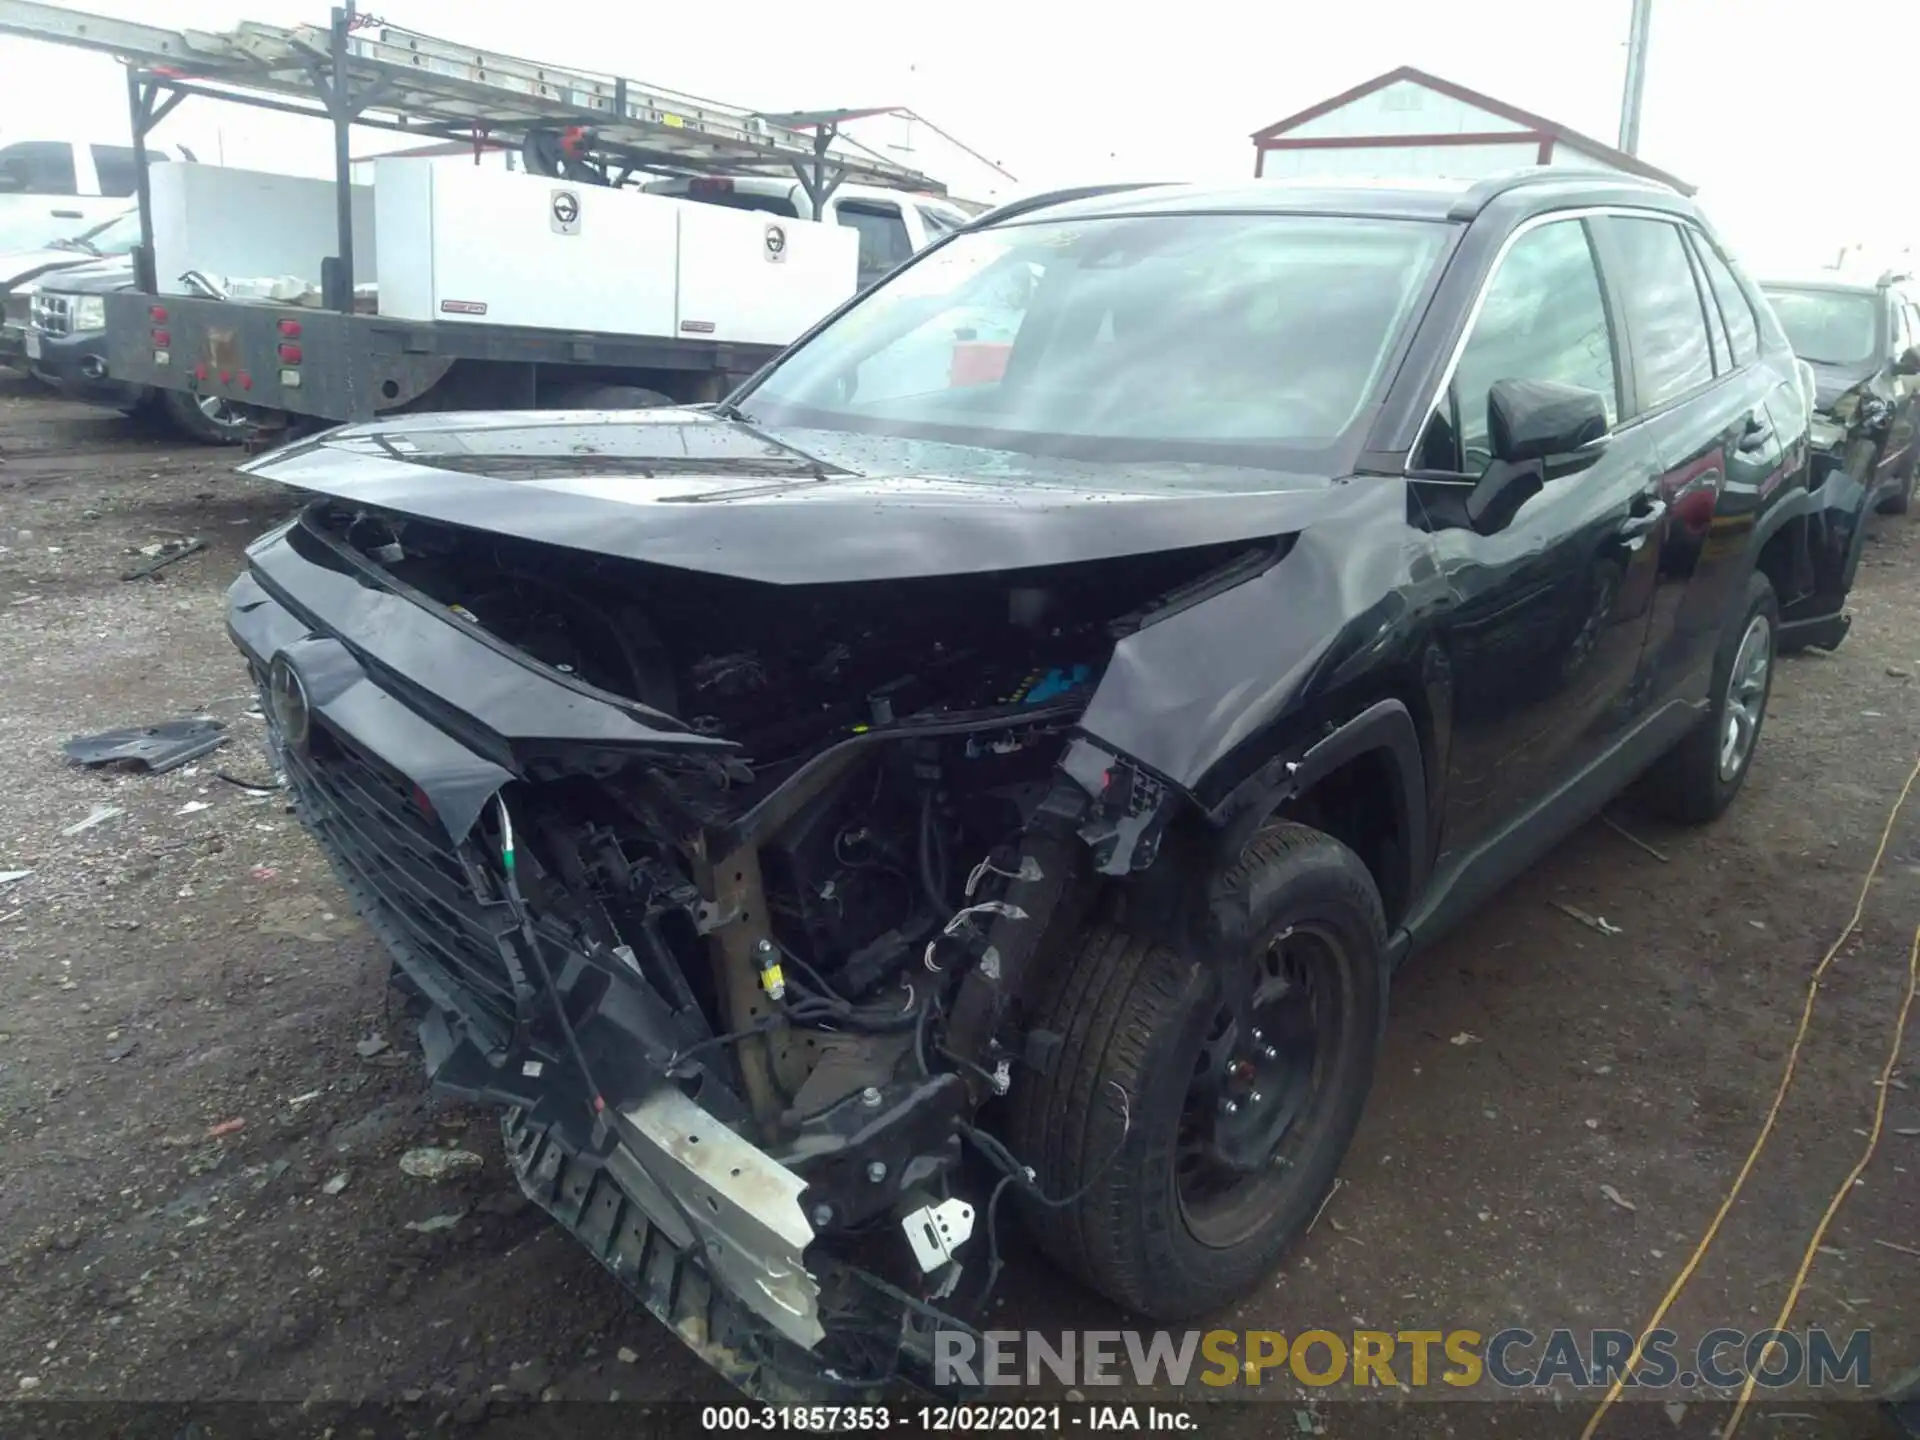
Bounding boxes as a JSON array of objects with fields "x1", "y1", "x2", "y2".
[{"x1": 243, "y1": 409, "x2": 1348, "y2": 583}]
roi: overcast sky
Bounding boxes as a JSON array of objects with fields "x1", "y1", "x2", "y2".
[{"x1": 2, "y1": 0, "x2": 1914, "y2": 275}]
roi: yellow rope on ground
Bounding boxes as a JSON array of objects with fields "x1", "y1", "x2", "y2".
[
  {"x1": 1580, "y1": 756, "x2": 1920, "y2": 1440},
  {"x1": 1723, "y1": 920, "x2": 1920, "y2": 1439}
]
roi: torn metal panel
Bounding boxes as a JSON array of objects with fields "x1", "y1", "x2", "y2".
[
  {"x1": 617, "y1": 1086, "x2": 823, "y2": 1350},
  {"x1": 1075, "y1": 478, "x2": 1443, "y2": 795}
]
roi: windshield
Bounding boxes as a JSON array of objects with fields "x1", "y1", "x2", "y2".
[
  {"x1": 0, "y1": 209, "x2": 92, "y2": 254},
  {"x1": 738, "y1": 211, "x2": 1450, "y2": 466},
  {"x1": 63, "y1": 209, "x2": 139, "y2": 255},
  {"x1": 1762, "y1": 287, "x2": 1881, "y2": 366}
]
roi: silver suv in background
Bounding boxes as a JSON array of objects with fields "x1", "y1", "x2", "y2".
[{"x1": 1760, "y1": 273, "x2": 1920, "y2": 515}]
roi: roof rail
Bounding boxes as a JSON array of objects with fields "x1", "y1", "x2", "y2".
[
  {"x1": 963, "y1": 182, "x2": 1168, "y2": 229},
  {"x1": 1447, "y1": 166, "x2": 1673, "y2": 221}
]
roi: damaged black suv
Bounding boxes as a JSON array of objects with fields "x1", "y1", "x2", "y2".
[{"x1": 230, "y1": 170, "x2": 1835, "y2": 1401}]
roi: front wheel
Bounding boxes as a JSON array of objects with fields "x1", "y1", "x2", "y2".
[
  {"x1": 1007, "y1": 824, "x2": 1388, "y2": 1319},
  {"x1": 1641, "y1": 570, "x2": 1777, "y2": 824},
  {"x1": 159, "y1": 387, "x2": 255, "y2": 446}
]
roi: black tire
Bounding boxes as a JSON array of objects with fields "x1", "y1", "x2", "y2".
[
  {"x1": 1641, "y1": 569, "x2": 1778, "y2": 824},
  {"x1": 160, "y1": 387, "x2": 255, "y2": 446},
  {"x1": 1876, "y1": 448, "x2": 1914, "y2": 515},
  {"x1": 547, "y1": 383, "x2": 675, "y2": 411},
  {"x1": 1006, "y1": 824, "x2": 1387, "y2": 1319}
]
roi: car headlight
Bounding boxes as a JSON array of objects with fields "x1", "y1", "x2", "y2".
[
  {"x1": 1808, "y1": 415, "x2": 1846, "y2": 452},
  {"x1": 69, "y1": 295, "x2": 106, "y2": 331}
]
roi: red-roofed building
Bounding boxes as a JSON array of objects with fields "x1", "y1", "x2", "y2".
[{"x1": 1251, "y1": 66, "x2": 1691, "y2": 194}]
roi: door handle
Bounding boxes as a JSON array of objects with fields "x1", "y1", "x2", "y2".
[
  {"x1": 1737, "y1": 414, "x2": 1774, "y2": 454},
  {"x1": 1620, "y1": 498, "x2": 1667, "y2": 547}
]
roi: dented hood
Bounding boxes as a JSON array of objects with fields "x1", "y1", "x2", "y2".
[{"x1": 241, "y1": 408, "x2": 1346, "y2": 583}]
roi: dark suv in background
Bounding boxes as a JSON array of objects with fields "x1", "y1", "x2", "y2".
[
  {"x1": 225, "y1": 170, "x2": 1848, "y2": 1401},
  {"x1": 1761, "y1": 274, "x2": 1920, "y2": 516}
]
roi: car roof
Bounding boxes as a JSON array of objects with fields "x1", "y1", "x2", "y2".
[
  {"x1": 1760, "y1": 276, "x2": 1906, "y2": 297},
  {"x1": 978, "y1": 169, "x2": 1697, "y2": 228}
]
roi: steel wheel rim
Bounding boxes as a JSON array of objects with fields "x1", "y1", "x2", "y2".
[
  {"x1": 1718, "y1": 613, "x2": 1771, "y2": 781},
  {"x1": 198, "y1": 394, "x2": 244, "y2": 429},
  {"x1": 1174, "y1": 923, "x2": 1345, "y2": 1249}
]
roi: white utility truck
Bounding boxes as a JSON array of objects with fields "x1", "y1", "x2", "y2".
[{"x1": 0, "y1": 2, "x2": 961, "y2": 427}]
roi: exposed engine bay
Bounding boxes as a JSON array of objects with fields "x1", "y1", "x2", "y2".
[{"x1": 261, "y1": 501, "x2": 1269, "y2": 1382}]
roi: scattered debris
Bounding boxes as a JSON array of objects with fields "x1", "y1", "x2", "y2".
[
  {"x1": 399, "y1": 1147, "x2": 485, "y2": 1181},
  {"x1": 1449, "y1": 1032, "x2": 1480, "y2": 1046},
  {"x1": 250, "y1": 866, "x2": 279, "y2": 880},
  {"x1": 1888, "y1": 666, "x2": 1911, "y2": 679},
  {"x1": 616, "y1": 1347, "x2": 638, "y2": 1365},
  {"x1": 120, "y1": 536, "x2": 205, "y2": 581},
  {"x1": 1304, "y1": 1177, "x2": 1344, "y2": 1238},
  {"x1": 17, "y1": 1376, "x2": 39, "y2": 1392},
  {"x1": 1600, "y1": 1184, "x2": 1636, "y2": 1213},
  {"x1": 216, "y1": 770, "x2": 285, "y2": 792},
  {"x1": 404, "y1": 1211, "x2": 465, "y2": 1234},
  {"x1": 60, "y1": 804, "x2": 123, "y2": 837},
  {"x1": 0, "y1": 870, "x2": 30, "y2": 886},
  {"x1": 1749, "y1": 919, "x2": 1767, "y2": 930},
  {"x1": 105, "y1": 1036, "x2": 138, "y2": 1063},
  {"x1": 65, "y1": 719, "x2": 227, "y2": 775},
  {"x1": 354, "y1": 1035, "x2": 390, "y2": 1059},
  {"x1": 1553, "y1": 902, "x2": 1623, "y2": 936},
  {"x1": 175, "y1": 800, "x2": 211, "y2": 816},
  {"x1": 1601, "y1": 814, "x2": 1669, "y2": 863},
  {"x1": 204, "y1": 1117, "x2": 245, "y2": 1140},
  {"x1": 1896, "y1": 1128, "x2": 1920, "y2": 1138},
  {"x1": 1874, "y1": 1239, "x2": 1920, "y2": 1260},
  {"x1": 287, "y1": 1089, "x2": 323, "y2": 1108},
  {"x1": 321, "y1": 1173, "x2": 349, "y2": 1196},
  {"x1": 1664, "y1": 1401, "x2": 1687, "y2": 1427}
]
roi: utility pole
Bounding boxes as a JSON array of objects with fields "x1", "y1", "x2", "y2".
[{"x1": 1617, "y1": 0, "x2": 1653, "y2": 155}]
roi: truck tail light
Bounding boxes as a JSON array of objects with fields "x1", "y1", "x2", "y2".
[
  {"x1": 277, "y1": 343, "x2": 302, "y2": 364},
  {"x1": 277, "y1": 318, "x2": 302, "y2": 338},
  {"x1": 151, "y1": 329, "x2": 170, "y2": 347},
  {"x1": 148, "y1": 305, "x2": 168, "y2": 323}
]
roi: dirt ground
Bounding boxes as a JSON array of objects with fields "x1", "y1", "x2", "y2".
[{"x1": 1, "y1": 377, "x2": 1917, "y2": 1438}]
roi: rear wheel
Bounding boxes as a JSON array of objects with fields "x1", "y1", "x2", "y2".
[
  {"x1": 1642, "y1": 569, "x2": 1777, "y2": 824},
  {"x1": 160, "y1": 387, "x2": 255, "y2": 445},
  {"x1": 1007, "y1": 824, "x2": 1387, "y2": 1318}
]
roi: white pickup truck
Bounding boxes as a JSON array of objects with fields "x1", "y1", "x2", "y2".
[{"x1": 0, "y1": 138, "x2": 187, "y2": 252}]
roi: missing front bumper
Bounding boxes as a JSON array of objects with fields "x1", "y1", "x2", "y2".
[{"x1": 500, "y1": 1103, "x2": 981, "y2": 1404}]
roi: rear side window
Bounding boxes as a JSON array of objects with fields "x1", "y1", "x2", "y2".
[
  {"x1": 1690, "y1": 236, "x2": 1759, "y2": 366},
  {"x1": 837, "y1": 201, "x2": 915, "y2": 282},
  {"x1": 90, "y1": 145, "x2": 140, "y2": 197},
  {"x1": 1602, "y1": 216, "x2": 1715, "y2": 411},
  {"x1": 0, "y1": 140, "x2": 77, "y2": 195},
  {"x1": 1442, "y1": 218, "x2": 1620, "y2": 474},
  {"x1": 695, "y1": 189, "x2": 799, "y2": 219}
]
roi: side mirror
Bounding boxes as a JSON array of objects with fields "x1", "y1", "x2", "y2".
[
  {"x1": 1488, "y1": 377, "x2": 1611, "y2": 463},
  {"x1": 1464, "y1": 378, "x2": 1610, "y2": 535},
  {"x1": 1895, "y1": 345, "x2": 1920, "y2": 377}
]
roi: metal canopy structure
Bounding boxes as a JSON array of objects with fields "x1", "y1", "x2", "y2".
[{"x1": 0, "y1": 0, "x2": 945, "y2": 306}]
